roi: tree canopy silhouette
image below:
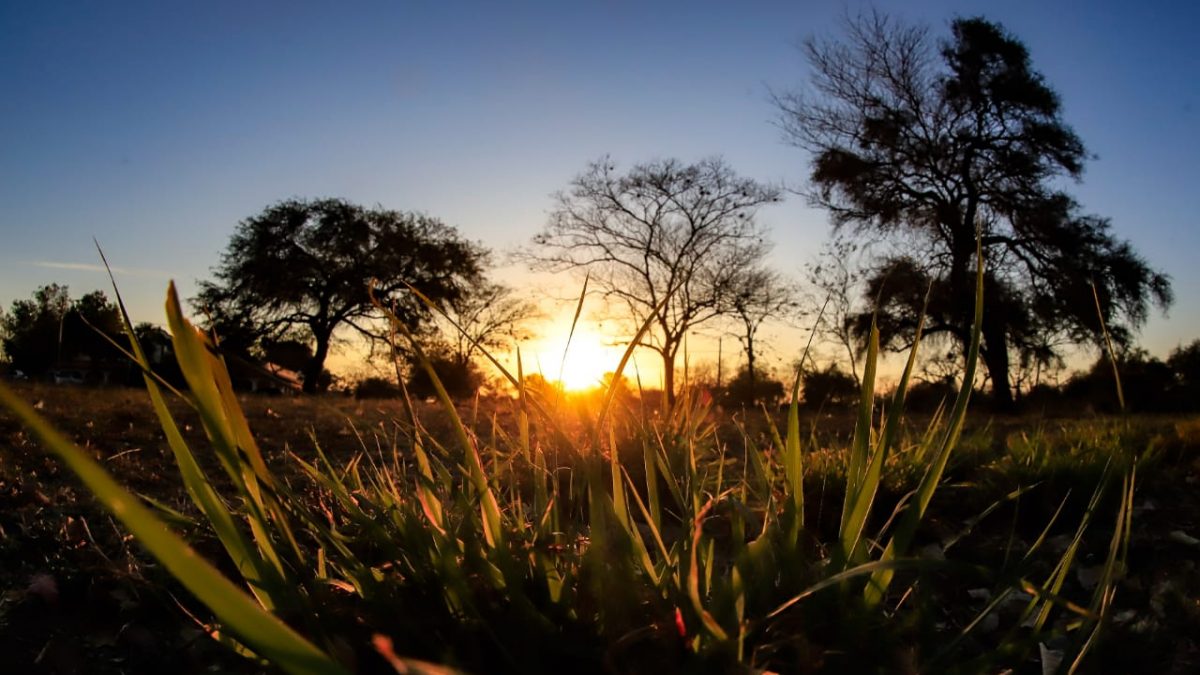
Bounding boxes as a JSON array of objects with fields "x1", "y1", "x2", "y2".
[
  {"x1": 1, "y1": 284, "x2": 123, "y2": 377},
  {"x1": 196, "y1": 198, "x2": 486, "y2": 393},
  {"x1": 775, "y1": 13, "x2": 1172, "y2": 408},
  {"x1": 527, "y1": 156, "x2": 782, "y2": 407}
]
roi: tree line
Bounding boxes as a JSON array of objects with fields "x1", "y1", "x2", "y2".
[{"x1": 0, "y1": 13, "x2": 1176, "y2": 411}]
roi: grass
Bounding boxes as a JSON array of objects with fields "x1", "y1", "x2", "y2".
[{"x1": 1, "y1": 266, "x2": 1198, "y2": 672}]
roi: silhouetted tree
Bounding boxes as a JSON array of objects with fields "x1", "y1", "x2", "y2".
[
  {"x1": 775, "y1": 13, "x2": 1172, "y2": 409},
  {"x1": 721, "y1": 365, "x2": 786, "y2": 408},
  {"x1": 527, "y1": 157, "x2": 782, "y2": 407},
  {"x1": 195, "y1": 198, "x2": 487, "y2": 392},
  {"x1": 355, "y1": 376, "x2": 401, "y2": 399},
  {"x1": 1064, "y1": 348, "x2": 1176, "y2": 413},
  {"x1": 801, "y1": 364, "x2": 858, "y2": 409},
  {"x1": 803, "y1": 236, "x2": 867, "y2": 386},
  {"x1": 726, "y1": 267, "x2": 799, "y2": 403},
  {"x1": 1168, "y1": 339, "x2": 1200, "y2": 407},
  {"x1": 1, "y1": 285, "x2": 122, "y2": 377},
  {"x1": 434, "y1": 281, "x2": 538, "y2": 368}
]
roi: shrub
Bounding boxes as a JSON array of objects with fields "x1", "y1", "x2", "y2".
[
  {"x1": 353, "y1": 376, "x2": 401, "y2": 399},
  {"x1": 800, "y1": 364, "x2": 858, "y2": 409},
  {"x1": 720, "y1": 365, "x2": 785, "y2": 407}
]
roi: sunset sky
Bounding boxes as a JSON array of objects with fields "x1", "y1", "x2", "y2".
[{"x1": 2, "y1": 1, "x2": 1196, "y2": 387}]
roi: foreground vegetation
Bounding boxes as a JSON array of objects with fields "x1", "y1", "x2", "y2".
[{"x1": 0, "y1": 274, "x2": 1198, "y2": 674}]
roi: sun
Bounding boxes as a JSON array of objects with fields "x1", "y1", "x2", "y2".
[{"x1": 530, "y1": 326, "x2": 629, "y2": 392}]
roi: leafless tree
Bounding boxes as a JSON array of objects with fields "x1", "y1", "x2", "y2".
[
  {"x1": 726, "y1": 266, "x2": 800, "y2": 402},
  {"x1": 434, "y1": 281, "x2": 539, "y2": 368},
  {"x1": 802, "y1": 236, "x2": 866, "y2": 386},
  {"x1": 526, "y1": 156, "x2": 782, "y2": 407}
]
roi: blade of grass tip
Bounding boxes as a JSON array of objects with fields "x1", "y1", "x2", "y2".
[
  {"x1": 1029, "y1": 459, "x2": 1113, "y2": 632},
  {"x1": 1022, "y1": 487, "x2": 1070, "y2": 562},
  {"x1": 642, "y1": 431, "x2": 662, "y2": 531},
  {"x1": 163, "y1": 285, "x2": 256, "y2": 487},
  {"x1": 1091, "y1": 281, "x2": 1125, "y2": 413},
  {"x1": 842, "y1": 322, "x2": 878, "y2": 519},
  {"x1": 864, "y1": 236, "x2": 985, "y2": 606},
  {"x1": 397, "y1": 378, "x2": 445, "y2": 534},
  {"x1": 616, "y1": 474, "x2": 662, "y2": 587},
  {"x1": 927, "y1": 586, "x2": 1015, "y2": 668},
  {"x1": 0, "y1": 382, "x2": 348, "y2": 675},
  {"x1": 81, "y1": 312, "x2": 190, "y2": 401},
  {"x1": 943, "y1": 482, "x2": 1041, "y2": 553},
  {"x1": 767, "y1": 558, "x2": 965, "y2": 620},
  {"x1": 622, "y1": 468, "x2": 674, "y2": 568},
  {"x1": 516, "y1": 347, "x2": 531, "y2": 463},
  {"x1": 558, "y1": 272, "x2": 589, "y2": 386},
  {"x1": 609, "y1": 424, "x2": 629, "y2": 531}
]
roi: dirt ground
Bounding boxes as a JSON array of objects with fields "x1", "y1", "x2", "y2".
[{"x1": 1, "y1": 382, "x2": 1198, "y2": 673}]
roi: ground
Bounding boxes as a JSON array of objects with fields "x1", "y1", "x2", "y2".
[{"x1": 1, "y1": 381, "x2": 1198, "y2": 673}]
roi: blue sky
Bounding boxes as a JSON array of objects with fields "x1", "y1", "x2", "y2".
[{"x1": 1, "y1": 1, "x2": 1196, "y2": 377}]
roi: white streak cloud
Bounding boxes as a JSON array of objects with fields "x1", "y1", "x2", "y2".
[{"x1": 29, "y1": 260, "x2": 170, "y2": 279}]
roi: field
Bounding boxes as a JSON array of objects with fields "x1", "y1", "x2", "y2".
[{"x1": 2, "y1": 374, "x2": 1198, "y2": 674}]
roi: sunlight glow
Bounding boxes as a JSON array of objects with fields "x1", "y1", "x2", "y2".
[{"x1": 527, "y1": 325, "x2": 633, "y2": 392}]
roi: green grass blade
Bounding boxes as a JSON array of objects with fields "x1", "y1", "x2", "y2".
[
  {"x1": 841, "y1": 308, "x2": 927, "y2": 565},
  {"x1": 783, "y1": 367, "x2": 804, "y2": 539},
  {"x1": 0, "y1": 382, "x2": 348, "y2": 675},
  {"x1": 688, "y1": 498, "x2": 730, "y2": 641},
  {"x1": 97, "y1": 256, "x2": 283, "y2": 610},
  {"x1": 864, "y1": 239, "x2": 986, "y2": 606},
  {"x1": 843, "y1": 322, "x2": 878, "y2": 510},
  {"x1": 373, "y1": 288, "x2": 505, "y2": 550},
  {"x1": 839, "y1": 324, "x2": 879, "y2": 563}
]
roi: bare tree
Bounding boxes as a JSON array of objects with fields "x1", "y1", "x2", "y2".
[
  {"x1": 802, "y1": 236, "x2": 866, "y2": 386},
  {"x1": 434, "y1": 281, "x2": 539, "y2": 368},
  {"x1": 527, "y1": 156, "x2": 782, "y2": 407},
  {"x1": 727, "y1": 266, "x2": 800, "y2": 402}
]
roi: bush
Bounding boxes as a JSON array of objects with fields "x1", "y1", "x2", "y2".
[
  {"x1": 1063, "y1": 350, "x2": 1178, "y2": 413},
  {"x1": 354, "y1": 376, "x2": 401, "y2": 399},
  {"x1": 720, "y1": 366, "x2": 785, "y2": 407},
  {"x1": 905, "y1": 377, "x2": 959, "y2": 413},
  {"x1": 801, "y1": 364, "x2": 858, "y2": 409},
  {"x1": 406, "y1": 355, "x2": 484, "y2": 400}
]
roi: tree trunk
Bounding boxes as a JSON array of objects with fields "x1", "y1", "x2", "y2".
[
  {"x1": 302, "y1": 329, "x2": 332, "y2": 394},
  {"x1": 981, "y1": 321, "x2": 1015, "y2": 412},
  {"x1": 663, "y1": 349, "x2": 676, "y2": 410},
  {"x1": 746, "y1": 334, "x2": 757, "y2": 404}
]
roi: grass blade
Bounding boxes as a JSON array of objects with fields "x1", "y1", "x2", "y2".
[{"x1": 0, "y1": 382, "x2": 348, "y2": 675}]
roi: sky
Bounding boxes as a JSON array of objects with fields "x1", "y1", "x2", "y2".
[{"x1": 1, "y1": 1, "x2": 1197, "y2": 386}]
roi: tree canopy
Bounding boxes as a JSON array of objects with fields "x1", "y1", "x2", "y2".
[
  {"x1": 775, "y1": 13, "x2": 1172, "y2": 408},
  {"x1": 195, "y1": 198, "x2": 487, "y2": 392},
  {"x1": 1, "y1": 284, "x2": 123, "y2": 378},
  {"x1": 527, "y1": 156, "x2": 782, "y2": 406}
]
